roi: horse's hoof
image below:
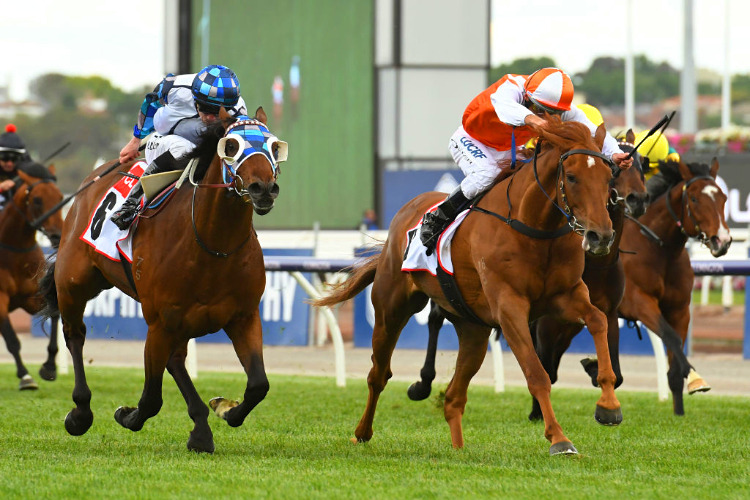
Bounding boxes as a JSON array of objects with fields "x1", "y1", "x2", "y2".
[
  {"x1": 64, "y1": 408, "x2": 93, "y2": 436},
  {"x1": 407, "y1": 382, "x2": 431, "y2": 401},
  {"x1": 687, "y1": 369, "x2": 711, "y2": 394},
  {"x1": 114, "y1": 406, "x2": 143, "y2": 431},
  {"x1": 580, "y1": 357, "x2": 600, "y2": 387},
  {"x1": 19, "y1": 374, "x2": 39, "y2": 390},
  {"x1": 187, "y1": 430, "x2": 215, "y2": 454},
  {"x1": 39, "y1": 364, "x2": 57, "y2": 381},
  {"x1": 209, "y1": 397, "x2": 239, "y2": 420},
  {"x1": 549, "y1": 441, "x2": 578, "y2": 456},
  {"x1": 350, "y1": 437, "x2": 359, "y2": 444},
  {"x1": 595, "y1": 405, "x2": 623, "y2": 426}
]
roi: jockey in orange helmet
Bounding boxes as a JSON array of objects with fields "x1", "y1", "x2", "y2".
[{"x1": 420, "y1": 68, "x2": 633, "y2": 252}]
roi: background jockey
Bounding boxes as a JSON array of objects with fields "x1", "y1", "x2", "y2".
[
  {"x1": 633, "y1": 130, "x2": 681, "y2": 201},
  {"x1": 111, "y1": 64, "x2": 248, "y2": 230},
  {"x1": 0, "y1": 124, "x2": 30, "y2": 195},
  {"x1": 420, "y1": 67, "x2": 633, "y2": 252}
]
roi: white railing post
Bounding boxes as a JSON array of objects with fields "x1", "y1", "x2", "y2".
[
  {"x1": 56, "y1": 319, "x2": 69, "y2": 375},
  {"x1": 186, "y1": 338, "x2": 198, "y2": 379},
  {"x1": 489, "y1": 330, "x2": 505, "y2": 393},
  {"x1": 645, "y1": 326, "x2": 669, "y2": 401}
]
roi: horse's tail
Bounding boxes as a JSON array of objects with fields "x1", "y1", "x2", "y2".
[
  {"x1": 312, "y1": 249, "x2": 381, "y2": 308},
  {"x1": 38, "y1": 258, "x2": 60, "y2": 321}
]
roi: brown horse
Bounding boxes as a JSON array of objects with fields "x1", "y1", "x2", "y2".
[
  {"x1": 404, "y1": 131, "x2": 651, "y2": 422},
  {"x1": 0, "y1": 163, "x2": 63, "y2": 389},
  {"x1": 315, "y1": 117, "x2": 623, "y2": 455},
  {"x1": 39, "y1": 107, "x2": 285, "y2": 453},
  {"x1": 611, "y1": 159, "x2": 731, "y2": 415}
]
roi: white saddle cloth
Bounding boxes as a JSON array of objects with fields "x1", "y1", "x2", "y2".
[{"x1": 401, "y1": 207, "x2": 470, "y2": 276}]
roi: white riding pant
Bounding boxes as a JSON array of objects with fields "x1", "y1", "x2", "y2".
[
  {"x1": 449, "y1": 126, "x2": 517, "y2": 199},
  {"x1": 144, "y1": 134, "x2": 197, "y2": 165}
]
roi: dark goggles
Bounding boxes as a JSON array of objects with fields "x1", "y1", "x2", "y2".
[
  {"x1": 0, "y1": 152, "x2": 20, "y2": 162},
  {"x1": 195, "y1": 101, "x2": 222, "y2": 115},
  {"x1": 528, "y1": 98, "x2": 565, "y2": 116}
]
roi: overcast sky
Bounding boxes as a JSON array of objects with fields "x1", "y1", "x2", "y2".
[{"x1": 1, "y1": 0, "x2": 746, "y2": 101}]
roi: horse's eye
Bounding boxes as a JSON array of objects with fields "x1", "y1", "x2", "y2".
[
  {"x1": 224, "y1": 138, "x2": 240, "y2": 156},
  {"x1": 690, "y1": 195, "x2": 698, "y2": 203},
  {"x1": 565, "y1": 174, "x2": 576, "y2": 184}
]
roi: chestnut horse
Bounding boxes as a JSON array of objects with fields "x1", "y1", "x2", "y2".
[
  {"x1": 39, "y1": 107, "x2": 285, "y2": 452},
  {"x1": 315, "y1": 117, "x2": 623, "y2": 455},
  {"x1": 404, "y1": 131, "x2": 650, "y2": 422},
  {"x1": 610, "y1": 159, "x2": 730, "y2": 415},
  {"x1": 0, "y1": 163, "x2": 63, "y2": 389}
]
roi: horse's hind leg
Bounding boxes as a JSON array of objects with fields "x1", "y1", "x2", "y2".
[
  {"x1": 0, "y1": 316, "x2": 38, "y2": 390},
  {"x1": 355, "y1": 282, "x2": 427, "y2": 443},
  {"x1": 407, "y1": 300, "x2": 443, "y2": 401},
  {"x1": 662, "y1": 306, "x2": 708, "y2": 415},
  {"x1": 58, "y1": 295, "x2": 94, "y2": 435},
  {"x1": 443, "y1": 320, "x2": 490, "y2": 448},
  {"x1": 211, "y1": 310, "x2": 268, "y2": 428},
  {"x1": 39, "y1": 315, "x2": 60, "y2": 381},
  {"x1": 166, "y1": 341, "x2": 214, "y2": 453},
  {"x1": 114, "y1": 326, "x2": 171, "y2": 432}
]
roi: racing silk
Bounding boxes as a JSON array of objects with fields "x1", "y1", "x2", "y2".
[
  {"x1": 133, "y1": 73, "x2": 247, "y2": 144},
  {"x1": 462, "y1": 74, "x2": 621, "y2": 158}
]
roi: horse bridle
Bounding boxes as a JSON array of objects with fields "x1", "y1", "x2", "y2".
[
  {"x1": 1, "y1": 178, "x2": 58, "y2": 251},
  {"x1": 665, "y1": 175, "x2": 717, "y2": 245},
  {"x1": 552, "y1": 147, "x2": 617, "y2": 236},
  {"x1": 473, "y1": 143, "x2": 616, "y2": 239}
]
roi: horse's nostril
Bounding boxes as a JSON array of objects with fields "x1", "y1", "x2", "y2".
[
  {"x1": 249, "y1": 183, "x2": 264, "y2": 196},
  {"x1": 270, "y1": 183, "x2": 279, "y2": 198}
]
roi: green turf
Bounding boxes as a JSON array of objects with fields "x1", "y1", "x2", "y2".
[
  {"x1": 692, "y1": 289, "x2": 745, "y2": 307},
  {"x1": 0, "y1": 365, "x2": 748, "y2": 499}
]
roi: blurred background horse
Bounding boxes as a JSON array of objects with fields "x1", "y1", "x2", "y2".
[{"x1": 0, "y1": 162, "x2": 63, "y2": 390}]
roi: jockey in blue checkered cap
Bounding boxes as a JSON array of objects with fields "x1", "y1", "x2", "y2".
[{"x1": 112, "y1": 64, "x2": 247, "y2": 230}]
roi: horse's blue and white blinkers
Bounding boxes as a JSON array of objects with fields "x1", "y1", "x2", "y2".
[{"x1": 217, "y1": 117, "x2": 288, "y2": 185}]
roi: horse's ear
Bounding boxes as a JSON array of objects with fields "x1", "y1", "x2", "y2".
[
  {"x1": 594, "y1": 123, "x2": 606, "y2": 150},
  {"x1": 48, "y1": 164, "x2": 56, "y2": 176},
  {"x1": 16, "y1": 168, "x2": 32, "y2": 186},
  {"x1": 625, "y1": 128, "x2": 635, "y2": 144},
  {"x1": 677, "y1": 160, "x2": 693, "y2": 181},
  {"x1": 254, "y1": 106, "x2": 268, "y2": 125},
  {"x1": 219, "y1": 107, "x2": 232, "y2": 128},
  {"x1": 709, "y1": 157, "x2": 720, "y2": 179}
]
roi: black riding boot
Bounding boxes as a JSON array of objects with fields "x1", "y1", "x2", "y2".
[
  {"x1": 420, "y1": 187, "x2": 470, "y2": 255},
  {"x1": 110, "y1": 151, "x2": 182, "y2": 230}
]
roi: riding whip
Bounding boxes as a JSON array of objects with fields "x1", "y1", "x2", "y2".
[
  {"x1": 642, "y1": 110, "x2": 676, "y2": 158},
  {"x1": 40, "y1": 141, "x2": 71, "y2": 164},
  {"x1": 625, "y1": 111, "x2": 675, "y2": 160},
  {"x1": 31, "y1": 142, "x2": 147, "y2": 228}
]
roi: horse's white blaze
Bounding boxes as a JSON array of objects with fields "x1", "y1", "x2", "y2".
[
  {"x1": 717, "y1": 224, "x2": 731, "y2": 244},
  {"x1": 587, "y1": 156, "x2": 595, "y2": 168},
  {"x1": 702, "y1": 185, "x2": 719, "y2": 201}
]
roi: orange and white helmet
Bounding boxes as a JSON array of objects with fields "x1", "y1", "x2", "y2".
[{"x1": 524, "y1": 68, "x2": 574, "y2": 114}]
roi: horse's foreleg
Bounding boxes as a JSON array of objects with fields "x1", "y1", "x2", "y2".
[
  {"x1": 529, "y1": 317, "x2": 578, "y2": 422},
  {"x1": 114, "y1": 327, "x2": 170, "y2": 432},
  {"x1": 166, "y1": 342, "x2": 214, "y2": 453},
  {"x1": 443, "y1": 321, "x2": 490, "y2": 448},
  {"x1": 554, "y1": 283, "x2": 622, "y2": 426},
  {"x1": 39, "y1": 315, "x2": 60, "y2": 381},
  {"x1": 0, "y1": 316, "x2": 37, "y2": 390},
  {"x1": 218, "y1": 311, "x2": 268, "y2": 428},
  {"x1": 407, "y1": 300, "x2": 442, "y2": 401},
  {"x1": 497, "y1": 298, "x2": 576, "y2": 455}
]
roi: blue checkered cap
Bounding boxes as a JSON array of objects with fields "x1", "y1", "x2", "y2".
[{"x1": 191, "y1": 64, "x2": 240, "y2": 109}]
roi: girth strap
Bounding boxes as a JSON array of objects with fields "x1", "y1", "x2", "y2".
[{"x1": 435, "y1": 266, "x2": 489, "y2": 326}]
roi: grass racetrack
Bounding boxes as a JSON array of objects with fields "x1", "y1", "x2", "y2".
[{"x1": 0, "y1": 365, "x2": 748, "y2": 499}]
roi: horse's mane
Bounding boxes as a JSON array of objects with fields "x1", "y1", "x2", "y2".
[
  {"x1": 537, "y1": 115, "x2": 596, "y2": 151},
  {"x1": 658, "y1": 159, "x2": 710, "y2": 186},
  {"x1": 183, "y1": 117, "x2": 238, "y2": 180}
]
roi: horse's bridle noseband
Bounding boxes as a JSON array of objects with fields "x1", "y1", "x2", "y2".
[{"x1": 665, "y1": 175, "x2": 717, "y2": 245}]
